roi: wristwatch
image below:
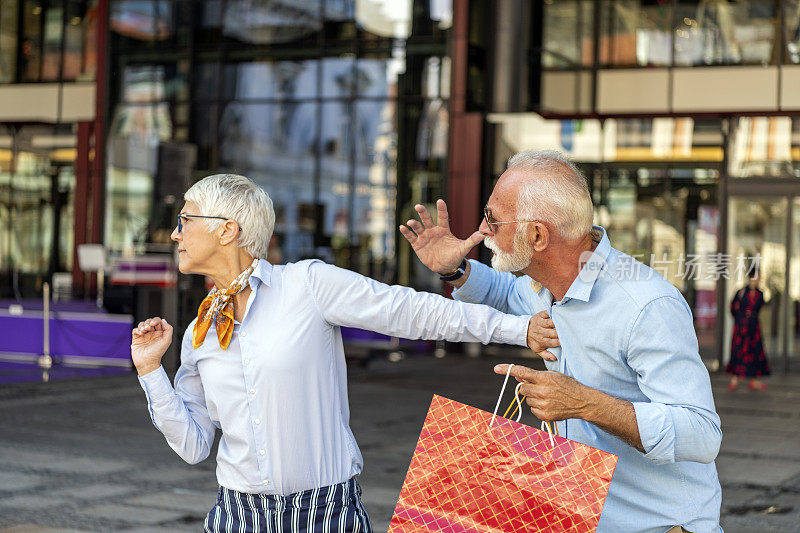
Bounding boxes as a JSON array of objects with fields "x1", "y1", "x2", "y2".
[{"x1": 439, "y1": 259, "x2": 468, "y2": 282}]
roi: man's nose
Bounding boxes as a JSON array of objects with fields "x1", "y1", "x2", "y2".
[
  {"x1": 170, "y1": 227, "x2": 180, "y2": 242},
  {"x1": 478, "y1": 217, "x2": 493, "y2": 236}
]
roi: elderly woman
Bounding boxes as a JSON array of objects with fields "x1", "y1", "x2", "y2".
[{"x1": 131, "y1": 174, "x2": 553, "y2": 533}]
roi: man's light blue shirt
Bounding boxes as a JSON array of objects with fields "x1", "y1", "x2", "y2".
[
  {"x1": 453, "y1": 226, "x2": 723, "y2": 533},
  {"x1": 138, "y1": 258, "x2": 532, "y2": 496}
]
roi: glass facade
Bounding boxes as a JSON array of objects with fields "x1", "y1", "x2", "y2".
[
  {"x1": 107, "y1": 0, "x2": 452, "y2": 285},
  {"x1": 0, "y1": 125, "x2": 77, "y2": 296},
  {"x1": 0, "y1": 0, "x2": 97, "y2": 83},
  {"x1": 541, "y1": 0, "x2": 800, "y2": 69}
]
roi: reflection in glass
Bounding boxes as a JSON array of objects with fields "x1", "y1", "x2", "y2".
[
  {"x1": 322, "y1": 56, "x2": 356, "y2": 98},
  {"x1": 319, "y1": 101, "x2": 352, "y2": 268},
  {"x1": 21, "y1": 0, "x2": 43, "y2": 81},
  {"x1": 726, "y1": 197, "x2": 787, "y2": 368},
  {"x1": 356, "y1": 57, "x2": 399, "y2": 98},
  {"x1": 355, "y1": 100, "x2": 396, "y2": 278},
  {"x1": 599, "y1": 0, "x2": 672, "y2": 66},
  {"x1": 542, "y1": 0, "x2": 594, "y2": 68},
  {"x1": 219, "y1": 102, "x2": 317, "y2": 263},
  {"x1": 355, "y1": 0, "x2": 410, "y2": 37},
  {"x1": 675, "y1": 1, "x2": 777, "y2": 66},
  {"x1": 729, "y1": 116, "x2": 794, "y2": 178},
  {"x1": 222, "y1": 0, "x2": 320, "y2": 44},
  {"x1": 0, "y1": 0, "x2": 18, "y2": 82},
  {"x1": 42, "y1": 3, "x2": 64, "y2": 81},
  {"x1": 63, "y1": 0, "x2": 97, "y2": 81},
  {"x1": 787, "y1": 1, "x2": 800, "y2": 63},
  {"x1": 222, "y1": 60, "x2": 318, "y2": 101},
  {"x1": 9, "y1": 148, "x2": 53, "y2": 274},
  {"x1": 111, "y1": 0, "x2": 173, "y2": 41},
  {"x1": 790, "y1": 198, "x2": 800, "y2": 364}
]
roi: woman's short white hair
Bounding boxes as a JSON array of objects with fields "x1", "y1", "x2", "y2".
[
  {"x1": 507, "y1": 150, "x2": 593, "y2": 240},
  {"x1": 184, "y1": 174, "x2": 274, "y2": 258}
]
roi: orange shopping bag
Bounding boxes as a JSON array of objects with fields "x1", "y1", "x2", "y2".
[{"x1": 389, "y1": 369, "x2": 618, "y2": 532}]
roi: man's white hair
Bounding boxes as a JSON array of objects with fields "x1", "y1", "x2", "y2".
[
  {"x1": 507, "y1": 150, "x2": 593, "y2": 240},
  {"x1": 184, "y1": 174, "x2": 274, "y2": 259}
]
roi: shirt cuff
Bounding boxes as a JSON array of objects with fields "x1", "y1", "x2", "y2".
[
  {"x1": 633, "y1": 401, "x2": 675, "y2": 464},
  {"x1": 452, "y1": 260, "x2": 493, "y2": 304},
  {"x1": 137, "y1": 365, "x2": 174, "y2": 402},
  {"x1": 498, "y1": 314, "x2": 531, "y2": 347}
]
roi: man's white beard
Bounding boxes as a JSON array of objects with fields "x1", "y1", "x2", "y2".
[{"x1": 484, "y1": 227, "x2": 534, "y2": 272}]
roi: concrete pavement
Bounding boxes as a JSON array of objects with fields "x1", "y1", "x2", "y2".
[{"x1": 0, "y1": 352, "x2": 798, "y2": 532}]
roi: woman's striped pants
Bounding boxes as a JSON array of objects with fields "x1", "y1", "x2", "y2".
[{"x1": 203, "y1": 477, "x2": 373, "y2": 533}]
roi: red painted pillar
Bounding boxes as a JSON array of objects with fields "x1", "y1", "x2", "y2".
[
  {"x1": 72, "y1": 121, "x2": 92, "y2": 293},
  {"x1": 91, "y1": 0, "x2": 108, "y2": 246},
  {"x1": 447, "y1": 0, "x2": 483, "y2": 258}
]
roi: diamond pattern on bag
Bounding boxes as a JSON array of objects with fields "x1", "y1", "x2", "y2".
[{"x1": 389, "y1": 395, "x2": 618, "y2": 533}]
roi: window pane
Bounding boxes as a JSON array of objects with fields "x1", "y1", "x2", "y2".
[
  {"x1": 542, "y1": 0, "x2": 593, "y2": 69},
  {"x1": 41, "y1": 3, "x2": 63, "y2": 81},
  {"x1": 0, "y1": 0, "x2": 18, "y2": 82},
  {"x1": 729, "y1": 117, "x2": 795, "y2": 178},
  {"x1": 111, "y1": 0, "x2": 173, "y2": 43},
  {"x1": 21, "y1": 0, "x2": 43, "y2": 81},
  {"x1": 222, "y1": 0, "x2": 321, "y2": 46},
  {"x1": 785, "y1": 0, "x2": 800, "y2": 64},
  {"x1": 322, "y1": 56, "x2": 355, "y2": 99},
  {"x1": 222, "y1": 60, "x2": 318, "y2": 101},
  {"x1": 599, "y1": 0, "x2": 672, "y2": 66},
  {"x1": 354, "y1": 100, "x2": 396, "y2": 279},
  {"x1": 319, "y1": 100, "x2": 352, "y2": 268},
  {"x1": 64, "y1": 0, "x2": 97, "y2": 81},
  {"x1": 219, "y1": 102, "x2": 317, "y2": 262},
  {"x1": 674, "y1": 1, "x2": 778, "y2": 66}
]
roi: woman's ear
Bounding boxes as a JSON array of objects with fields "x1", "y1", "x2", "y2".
[{"x1": 218, "y1": 220, "x2": 241, "y2": 246}]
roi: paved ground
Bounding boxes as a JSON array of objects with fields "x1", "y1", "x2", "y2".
[{"x1": 0, "y1": 350, "x2": 799, "y2": 532}]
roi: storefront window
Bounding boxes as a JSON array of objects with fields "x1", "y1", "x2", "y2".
[
  {"x1": 0, "y1": 0, "x2": 18, "y2": 82},
  {"x1": 599, "y1": 0, "x2": 673, "y2": 66},
  {"x1": 219, "y1": 101, "x2": 317, "y2": 263},
  {"x1": 222, "y1": 60, "x2": 318, "y2": 101},
  {"x1": 729, "y1": 116, "x2": 796, "y2": 178},
  {"x1": 542, "y1": 0, "x2": 594, "y2": 69},
  {"x1": 674, "y1": 0, "x2": 778, "y2": 66},
  {"x1": 20, "y1": 0, "x2": 43, "y2": 81},
  {"x1": 787, "y1": 0, "x2": 800, "y2": 63}
]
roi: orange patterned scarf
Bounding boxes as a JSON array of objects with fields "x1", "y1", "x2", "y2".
[{"x1": 193, "y1": 259, "x2": 258, "y2": 350}]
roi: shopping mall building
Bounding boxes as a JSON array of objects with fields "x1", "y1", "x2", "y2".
[{"x1": 1, "y1": 0, "x2": 799, "y2": 372}]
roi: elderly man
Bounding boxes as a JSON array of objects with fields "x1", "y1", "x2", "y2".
[
  {"x1": 401, "y1": 150, "x2": 722, "y2": 533},
  {"x1": 131, "y1": 173, "x2": 553, "y2": 533}
]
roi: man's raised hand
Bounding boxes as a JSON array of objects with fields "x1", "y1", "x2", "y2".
[{"x1": 399, "y1": 199, "x2": 485, "y2": 274}]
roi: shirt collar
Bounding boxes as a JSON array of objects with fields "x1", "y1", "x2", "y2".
[
  {"x1": 248, "y1": 258, "x2": 273, "y2": 289},
  {"x1": 560, "y1": 225, "x2": 611, "y2": 303}
]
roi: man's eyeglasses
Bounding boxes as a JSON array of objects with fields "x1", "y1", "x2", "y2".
[
  {"x1": 483, "y1": 206, "x2": 539, "y2": 234},
  {"x1": 177, "y1": 214, "x2": 242, "y2": 233}
]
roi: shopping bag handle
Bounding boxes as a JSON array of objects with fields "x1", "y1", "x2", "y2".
[
  {"x1": 490, "y1": 364, "x2": 557, "y2": 446},
  {"x1": 490, "y1": 364, "x2": 523, "y2": 427}
]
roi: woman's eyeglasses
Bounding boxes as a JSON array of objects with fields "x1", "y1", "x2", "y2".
[{"x1": 177, "y1": 214, "x2": 242, "y2": 233}]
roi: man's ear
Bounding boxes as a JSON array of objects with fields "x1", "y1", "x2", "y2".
[
  {"x1": 531, "y1": 222, "x2": 550, "y2": 252},
  {"x1": 218, "y1": 220, "x2": 241, "y2": 246}
]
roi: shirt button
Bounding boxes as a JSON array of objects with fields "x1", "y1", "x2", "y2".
[
  {"x1": 249, "y1": 388, "x2": 255, "y2": 394},
  {"x1": 244, "y1": 359, "x2": 250, "y2": 365},
  {"x1": 241, "y1": 330, "x2": 247, "y2": 337},
  {"x1": 262, "y1": 480, "x2": 269, "y2": 486},
  {"x1": 254, "y1": 419, "x2": 261, "y2": 425},
  {"x1": 259, "y1": 450, "x2": 265, "y2": 456}
]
